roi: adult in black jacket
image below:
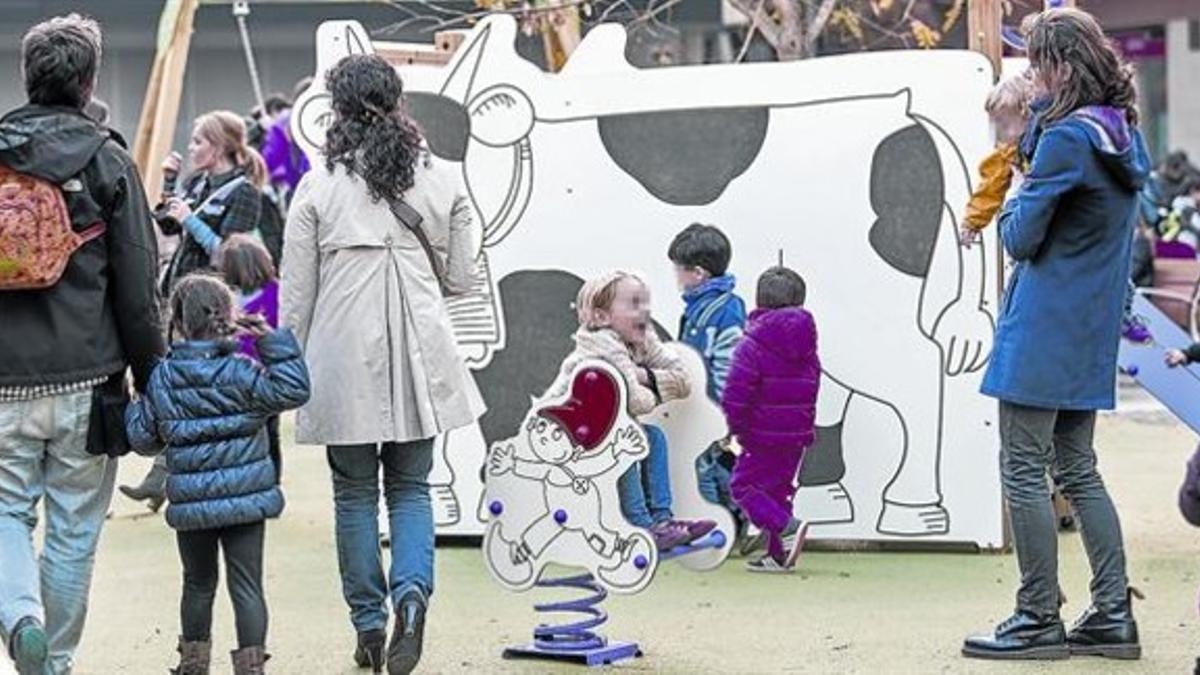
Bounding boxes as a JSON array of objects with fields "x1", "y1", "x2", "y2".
[{"x1": 0, "y1": 14, "x2": 165, "y2": 675}]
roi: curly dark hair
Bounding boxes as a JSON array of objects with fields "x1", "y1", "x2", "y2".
[{"x1": 323, "y1": 54, "x2": 427, "y2": 203}]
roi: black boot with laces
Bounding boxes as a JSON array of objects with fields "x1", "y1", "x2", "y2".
[{"x1": 962, "y1": 610, "x2": 1069, "y2": 661}]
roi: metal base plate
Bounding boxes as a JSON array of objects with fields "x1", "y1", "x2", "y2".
[{"x1": 502, "y1": 640, "x2": 641, "y2": 666}]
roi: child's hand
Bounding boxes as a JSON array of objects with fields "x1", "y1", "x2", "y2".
[
  {"x1": 1166, "y1": 349, "x2": 1189, "y2": 367},
  {"x1": 235, "y1": 313, "x2": 271, "y2": 338},
  {"x1": 635, "y1": 367, "x2": 650, "y2": 386},
  {"x1": 959, "y1": 228, "x2": 981, "y2": 248},
  {"x1": 489, "y1": 443, "x2": 516, "y2": 475}
]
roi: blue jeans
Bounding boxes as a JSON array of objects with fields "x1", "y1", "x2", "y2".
[
  {"x1": 617, "y1": 425, "x2": 672, "y2": 528},
  {"x1": 696, "y1": 442, "x2": 738, "y2": 514},
  {"x1": 326, "y1": 440, "x2": 435, "y2": 633},
  {"x1": 0, "y1": 391, "x2": 117, "y2": 675}
]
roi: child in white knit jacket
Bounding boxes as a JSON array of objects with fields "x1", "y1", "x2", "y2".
[{"x1": 549, "y1": 271, "x2": 715, "y2": 551}]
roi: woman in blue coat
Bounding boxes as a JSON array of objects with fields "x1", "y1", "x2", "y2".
[
  {"x1": 963, "y1": 8, "x2": 1150, "y2": 662},
  {"x1": 126, "y1": 274, "x2": 310, "y2": 675}
]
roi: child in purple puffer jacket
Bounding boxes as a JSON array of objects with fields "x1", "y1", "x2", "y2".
[{"x1": 722, "y1": 266, "x2": 820, "y2": 573}]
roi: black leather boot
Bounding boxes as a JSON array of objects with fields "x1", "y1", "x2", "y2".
[
  {"x1": 962, "y1": 611, "x2": 1069, "y2": 660},
  {"x1": 1066, "y1": 587, "x2": 1142, "y2": 660},
  {"x1": 354, "y1": 628, "x2": 386, "y2": 673},
  {"x1": 387, "y1": 590, "x2": 426, "y2": 675}
]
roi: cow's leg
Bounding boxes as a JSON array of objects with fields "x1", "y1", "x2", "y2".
[
  {"x1": 869, "y1": 338, "x2": 949, "y2": 536},
  {"x1": 793, "y1": 375, "x2": 855, "y2": 524},
  {"x1": 428, "y1": 434, "x2": 461, "y2": 527}
]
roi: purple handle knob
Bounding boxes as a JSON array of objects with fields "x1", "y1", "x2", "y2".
[
  {"x1": 489, "y1": 501, "x2": 503, "y2": 516},
  {"x1": 554, "y1": 509, "x2": 568, "y2": 524},
  {"x1": 634, "y1": 554, "x2": 649, "y2": 570}
]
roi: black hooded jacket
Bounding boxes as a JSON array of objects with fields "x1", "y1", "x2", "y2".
[{"x1": 0, "y1": 104, "x2": 164, "y2": 392}]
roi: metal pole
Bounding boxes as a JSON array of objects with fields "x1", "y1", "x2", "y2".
[{"x1": 233, "y1": 0, "x2": 267, "y2": 113}]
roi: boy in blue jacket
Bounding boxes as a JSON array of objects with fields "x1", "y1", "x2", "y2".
[
  {"x1": 126, "y1": 273, "x2": 310, "y2": 675},
  {"x1": 668, "y1": 223, "x2": 748, "y2": 530}
]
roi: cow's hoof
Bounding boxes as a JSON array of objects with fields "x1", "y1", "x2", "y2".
[
  {"x1": 877, "y1": 500, "x2": 950, "y2": 536},
  {"x1": 792, "y1": 482, "x2": 855, "y2": 525},
  {"x1": 432, "y1": 485, "x2": 461, "y2": 526}
]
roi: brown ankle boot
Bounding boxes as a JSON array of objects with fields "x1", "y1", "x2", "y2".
[
  {"x1": 231, "y1": 646, "x2": 269, "y2": 675},
  {"x1": 169, "y1": 637, "x2": 211, "y2": 675}
]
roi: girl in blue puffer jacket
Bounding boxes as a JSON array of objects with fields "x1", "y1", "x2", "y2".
[{"x1": 126, "y1": 273, "x2": 310, "y2": 675}]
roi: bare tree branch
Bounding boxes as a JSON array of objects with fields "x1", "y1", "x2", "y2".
[
  {"x1": 735, "y1": 0, "x2": 766, "y2": 62},
  {"x1": 803, "y1": 0, "x2": 840, "y2": 55},
  {"x1": 726, "y1": 0, "x2": 784, "y2": 48}
]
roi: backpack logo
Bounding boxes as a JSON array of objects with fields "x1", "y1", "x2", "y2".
[{"x1": 0, "y1": 165, "x2": 103, "y2": 290}]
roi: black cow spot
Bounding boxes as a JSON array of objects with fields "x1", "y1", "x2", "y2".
[
  {"x1": 597, "y1": 107, "x2": 768, "y2": 206},
  {"x1": 868, "y1": 124, "x2": 944, "y2": 278},
  {"x1": 473, "y1": 270, "x2": 583, "y2": 446},
  {"x1": 797, "y1": 423, "x2": 846, "y2": 486},
  {"x1": 405, "y1": 93, "x2": 470, "y2": 162}
]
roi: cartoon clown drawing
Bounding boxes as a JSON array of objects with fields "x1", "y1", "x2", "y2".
[{"x1": 484, "y1": 364, "x2": 658, "y2": 593}]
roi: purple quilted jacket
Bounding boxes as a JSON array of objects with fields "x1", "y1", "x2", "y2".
[{"x1": 721, "y1": 306, "x2": 820, "y2": 450}]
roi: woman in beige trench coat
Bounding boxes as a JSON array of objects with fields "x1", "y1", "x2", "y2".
[{"x1": 280, "y1": 55, "x2": 484, "y2": 674}]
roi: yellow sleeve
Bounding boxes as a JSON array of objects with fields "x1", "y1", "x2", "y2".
[{"x1": 963, "y1": 143, "x2": 1018, "y2": 232}]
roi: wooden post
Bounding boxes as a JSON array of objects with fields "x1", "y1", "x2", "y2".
[
  {"x1": 967, "y1": 0, "x2": 1002, "y2": 82},
  {"x1": 538, "y1": 0, "x2": 582, "y2": 72},
  {"x1": 133, "y1": 0, "x2": 201, "y2": 193}
]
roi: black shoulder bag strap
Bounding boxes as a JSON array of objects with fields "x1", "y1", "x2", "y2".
[{"x1": 386, "y1": 196, "x2": 451, "y2": 297}]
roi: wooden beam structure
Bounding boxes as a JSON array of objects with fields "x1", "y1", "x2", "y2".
[
  {"x1": 133, "y1": 0, "x2": 201, "y2": 195},
  {"x1": 376, "y1": 30, "x2": 466, "y2": 67},
  {"x1": 967, "y1": 0, "x2": 1002, "y2": 82}
]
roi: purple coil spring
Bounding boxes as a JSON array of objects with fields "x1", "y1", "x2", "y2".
[{"x1": 531, "y1": 573, "x2": 609, "y2": 652}]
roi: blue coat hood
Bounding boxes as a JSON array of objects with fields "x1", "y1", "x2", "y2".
[{"x1": 1070, "y1": 105, "x2": 1150, "y2": 192}]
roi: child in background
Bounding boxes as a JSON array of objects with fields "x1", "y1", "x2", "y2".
[
  {"x1": 218, "y1": 234, "x2": 283, "y2": 482},
  {"x1": 125, "y1": 274, "x2": 310, "y2": 674},
  {"x1": 552, "y1": 271, "x2": 717, "y2": 551},
  {"x1": 723, "y1": 267, "x2": 820, "y2": 573},
  {"x1": 668, "y1": 224, "x2": 747, "y2": 535},
  {"x1": 960, "y1": 73, "x2": 1035, "y2": 247}
]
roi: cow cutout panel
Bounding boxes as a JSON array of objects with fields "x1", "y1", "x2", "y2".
[{"x1": 294, "y1": 16, "x2": 1003, "y2": 547}]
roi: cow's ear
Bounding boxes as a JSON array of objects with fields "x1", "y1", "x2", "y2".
[
  {"x1": 868, "y1": 124, "x2": 945, "y2": 278},
  {"x1": 441, "y1": 23, "x2": 493, "y2": 103},
  {"x1": 345, "y1": 25, "x2": 370, "y2": 56}
]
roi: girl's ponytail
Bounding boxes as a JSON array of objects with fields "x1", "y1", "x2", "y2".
[
  {"x1": 239, "y1": 145, "x2": 268, "y2": 190},
  {"x1": 323, "y1": 54, "x2": 426, "y2": 204}
]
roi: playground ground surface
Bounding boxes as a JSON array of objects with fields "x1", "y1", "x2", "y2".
[{"x1": 40, "y1": 389, "x2": 1200, "y2": 673}]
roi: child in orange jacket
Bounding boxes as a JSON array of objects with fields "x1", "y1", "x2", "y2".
[
  {"x1": 960, "y1": 73, "x2": 1035, "y2": 246},
  {"x1": 960, "y1": 72, "x2": 1152, "y2": 345}
]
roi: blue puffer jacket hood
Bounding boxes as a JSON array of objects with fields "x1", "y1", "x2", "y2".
[{"x1": 126, "y1": 329, "x2": 310, "y2": 531}]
